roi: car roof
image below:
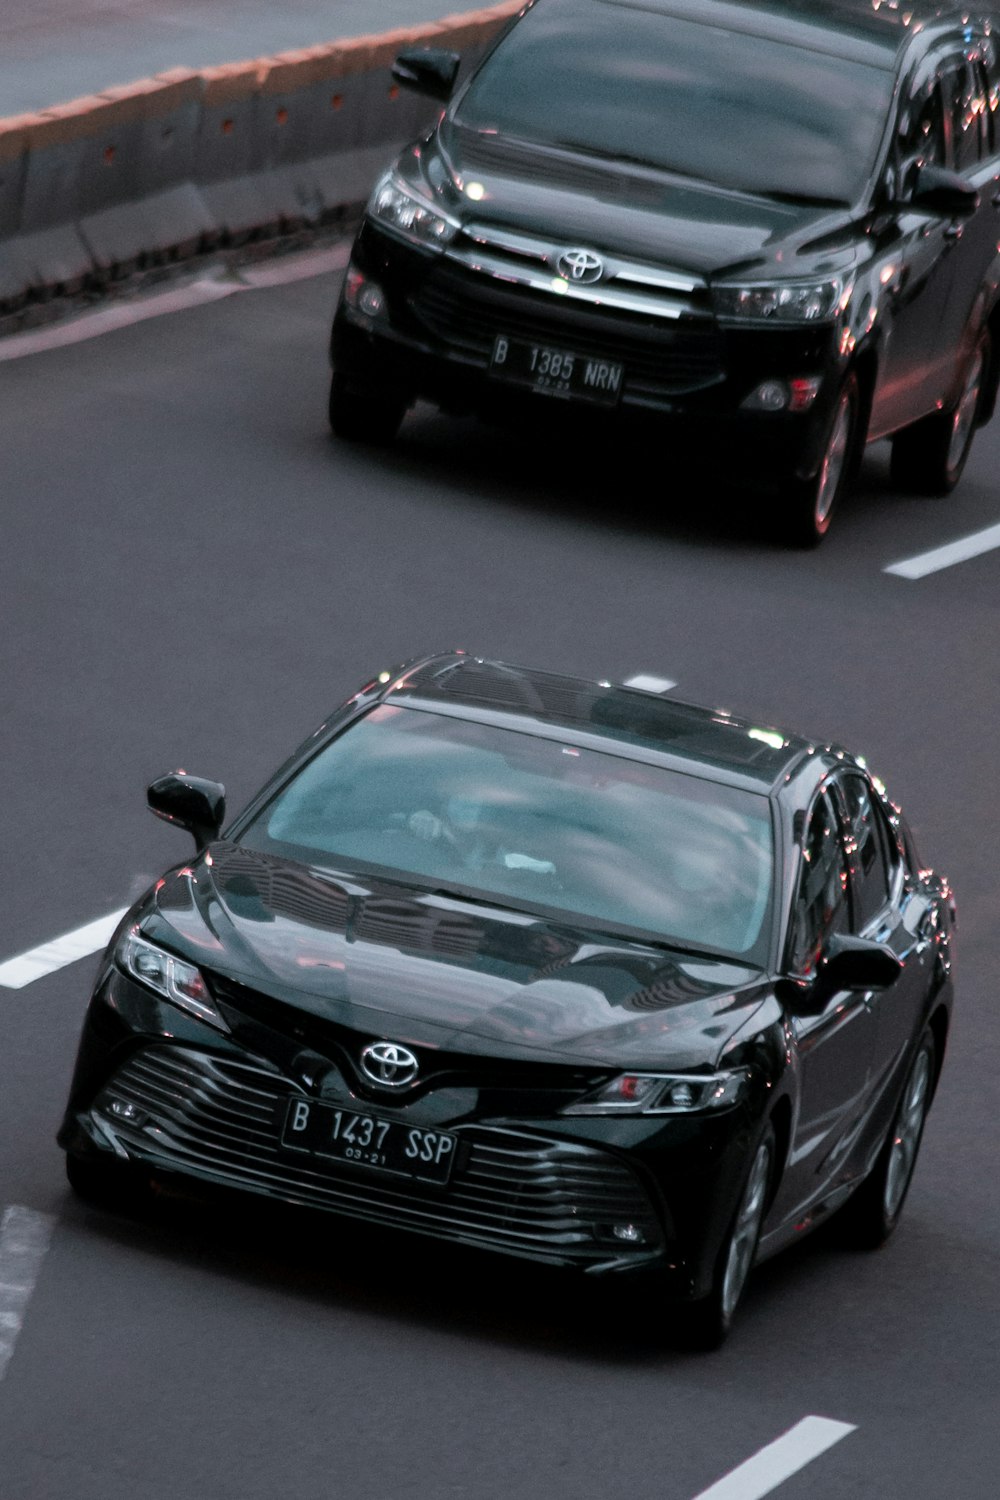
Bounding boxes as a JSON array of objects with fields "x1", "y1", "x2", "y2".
[
  {"x1": 385, "y1": 654, "x2": 818, "y2": 793},
  {"x1": 569, "y1": 0, "x2": 977, "y2": 68}
]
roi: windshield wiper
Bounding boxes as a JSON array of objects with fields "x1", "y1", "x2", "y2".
[
  {"x1": 546, "y1": 140, "x2": 706, "y2": 180},
  {"x1": 757, "y1": 189, "x2": 849, "y2": 209}
]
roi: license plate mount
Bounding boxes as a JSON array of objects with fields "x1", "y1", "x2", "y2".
[
  {"x1": 490, "y1": 335, "x2": 624, "y2": 405},
  {"x1": 281, "y1": 1099, "x2": 457, "y2": 1185}
]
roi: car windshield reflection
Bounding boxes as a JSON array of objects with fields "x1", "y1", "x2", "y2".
[{"x1": 240, "y1": 703, "x2": 775, "y2": 962}]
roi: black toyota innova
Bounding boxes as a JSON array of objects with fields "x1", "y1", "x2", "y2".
[{"x1": 329, "y1": 0, "x2": 1000, "y2": 544}]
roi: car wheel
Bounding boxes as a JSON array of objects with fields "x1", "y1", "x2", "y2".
[
  {"x1": 328, "y1": 374, "x2": 408, "y2": 443},
  {"x1": 777, "y1": 374, "x2": 858, "y2": 548},
  {"x1": 836, "y1": 1033, "x2": 935, "y2": 1250},
  {"x1": 889, "y1": 330, "x2": 990, "y2": 495},
  {"x1": 679, "y1": 1125, "x2": 774, "y2": 1349},
  {"x1": 65, "y1": 1152, "x2": 150, "y2": 1212}
]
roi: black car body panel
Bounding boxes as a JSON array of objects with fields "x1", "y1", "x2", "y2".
[{"x1": 60, "y1": 656, "x2": 955, "y2": 1311}]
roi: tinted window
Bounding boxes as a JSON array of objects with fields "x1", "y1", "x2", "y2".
[
  {"x1": 241, "y1": 704, "x2": 775, "y2": 960},
  {"x1": 788, "y1": 792, "x2": 850, "y2": 974},
  {"x1": 839, "y1": 775, "x2": 894, "y2": 930},
  {"x1": 946, "y1": 63, "x2": 985, "y2": 172},
  {"x1": 897, "y1": 82, "x2": 946, "y2": 192},
  {"x1": 455, "y1": 0, "x2": 895, "y2": 202},
  {"x1": 985, "y1": 43, "x2": 1000, "y2": 151}
]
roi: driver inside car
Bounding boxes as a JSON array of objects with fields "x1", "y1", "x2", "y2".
[{"x1": 407, "y1": 794, "x2": 555, "y2": 876}]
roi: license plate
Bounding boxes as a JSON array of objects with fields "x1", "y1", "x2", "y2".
[
  {"x1": 490, "y1": 335, "x2": 624, "y2": 405},
  {"x1": 281, "y1": 1099, "x2": 457, "y2": 1185}
]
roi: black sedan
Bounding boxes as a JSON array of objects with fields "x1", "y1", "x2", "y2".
[{"x1": 60, "y1": 655, "x2": 955, "y2": 1344}]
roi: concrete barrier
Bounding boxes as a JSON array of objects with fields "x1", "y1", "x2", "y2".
[{"x1": 0, "y1": 0, "x2": 522, "y2": 311}]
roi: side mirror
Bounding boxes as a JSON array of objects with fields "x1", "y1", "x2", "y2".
[
  {"x1": 391, "y1": 47, "x2": 460, "y2": 102},
  {"x1": 779, "y1": 934, "x2": 902, "y2": 1014},
  {"x1": 147, "y1": 772, "x2": 225, "y2": 851},
  {"x1": 819, "y1": 933, "x2": 902, "y2": 992},
  {"x1": 908, "y1": 163, "x2": 979, "y2": 218}
]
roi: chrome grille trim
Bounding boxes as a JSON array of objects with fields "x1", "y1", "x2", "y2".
[
  {"x1": 94, "y1": 1046, "x2": 662, "y2": 1263},
  {"x1": 446, "y1": 222, "x2": 705, "y2": 321}
]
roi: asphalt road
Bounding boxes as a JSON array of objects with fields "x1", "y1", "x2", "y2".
[{"x1": 1, "y1": 256, "x2": 999, "y2": 1499}]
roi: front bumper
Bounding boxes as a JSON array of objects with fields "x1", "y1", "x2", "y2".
[
  {"x1": 331, "y1": 223, "x2": 846, "y2": 485},
  {"x1": 60, "y1": 967, "x2": 763, "y2": 1297}
]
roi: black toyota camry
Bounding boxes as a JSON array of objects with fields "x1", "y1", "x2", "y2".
[{"x1": 60, "y1": 655, "x2": 955, "y2": 1343}]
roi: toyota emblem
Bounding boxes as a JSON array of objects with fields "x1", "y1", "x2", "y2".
[
  {"x1": 555, "y1": 248, "x2": 605, "y2": 283},
  {"x1": 360, "y1": 1040, "x2": 419, "y2": 1088}
]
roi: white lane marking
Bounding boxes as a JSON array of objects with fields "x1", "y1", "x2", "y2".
[
  {"x1": 623, "y1": 673, "x2": 678, "y2": 693},
  {"x1": 0, "y1": 243, "x2": 350, "y2": 363},
  {"x1": 0, "y1": 908, "x2": 127, "y2": 989},
  {"x1": 0, "y1": 1207, "x2": 56, "y2": 1384},
  {"x1": 689, "y1": 1416, "x2": 856, "y2": 1500},
  {"x1": 885, "y1": 520, "x2": 1000, "y2": 578}
]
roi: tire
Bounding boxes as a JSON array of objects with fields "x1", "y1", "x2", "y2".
[
  {"x1": 835, "y1": 1033, "x2": 935, "y2": 1251},
  {"x1": 65, "y1": 1152, "x2": 150, "y2": 1212},
  {"x1": 889, "y1": 330, "x2": 990, "y2": 495},
  {"x1": 776, "y1": 374, "x2": 859, "y2": 548},
  {"x1": 328, "y1": 374, "x2": 408, "y2": 444},
  {"x1": 679, "y1": 1125, "x2": 774, "y2": 1349}
]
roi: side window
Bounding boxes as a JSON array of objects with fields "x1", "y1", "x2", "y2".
[
  {"x1": 788, "y1": 792, "x2": 850, "y2": 975},
  {"x1": 945, "y1": 62, "x2": 985, "y2": 173},
  {"x1": 838, "y1": 775, "x2": 895, "y2": 931},
  {"x1": 984, "y1": 41, "x2": 1000, "y2": 153},
  {"x1": 897, "y1": 83, "x2": 946, "y2": 194}
]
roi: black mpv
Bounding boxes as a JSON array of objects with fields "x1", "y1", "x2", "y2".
[
  {"x1": 60, "y1": 655, "x2": 955, "y2": 1344},
  {"x1": 329, "y1": 0, "x2": 1000, "y2": 543}
]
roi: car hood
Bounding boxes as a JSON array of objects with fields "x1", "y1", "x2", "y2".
[
  {"x1": 421, "y1": 124, "x2": 855, "y2": 279},
  {"x1": 143, "y1": 843, "x2": 770, "y2": 1070}
]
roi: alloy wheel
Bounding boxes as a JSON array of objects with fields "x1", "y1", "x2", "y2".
[
  {"x1": 884, "y1": 1047, "x2": 932, "y2": 1221},
  {"x1": 814, "y1": 385, "x2": 854, "y2": 532},
  {"x1": 946, "y1": 342, "x2": 986, "y2": 472},
  {"x1": 720, "y1": 1137, "x2": 771, "y2": 1323}
]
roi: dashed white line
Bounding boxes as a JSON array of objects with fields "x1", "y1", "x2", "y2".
[
  {"x1": 689, "y1": 1416, "x2": 856, "y2": 1500},
  {"x1": 0, "y1": 1207, "x2": 56, "y2": 1384},
  {"x1": 0, "y1": 908, "x2": 127, "y2": 989},
  {"x1": 623, "y1": 673, "x2": 678, "y2": 693},
  {"x1": 884, "y1": 519, "x2": 1000, "y2": 579},
  {"x1": 0, "y1": 243, "x2": 350, "y2": 363}
]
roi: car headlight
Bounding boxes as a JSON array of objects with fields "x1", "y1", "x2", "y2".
[
  {"x1": 712, "y1": 276, "x2": 852, "y2": 324},
  {"x1": 368, "y1": 171, "x2": 460, "y2": 250},
  {"x1": 561, "y1": 1070, "x2": 751, "y2": 1116},
  {"x1": 119, "y1": 928, "x2": 228, "y2": 1033}
]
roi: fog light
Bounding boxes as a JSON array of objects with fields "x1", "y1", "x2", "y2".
[
  {"x1": 613, "y1": 1224, "x2": 643, "y2": 1243},
  {"x1": 358, "y1": 283, "x2": 385, "y2": 318},
  {"x1": 106, "y1": 1099, "x2": 146, "y2": 1124},
  {"x1": 343, "y1": 266, "x2": 386, "y2": 319},
  {"x1": 742, "y1": 380, "x2": 789, "y2": 412}
]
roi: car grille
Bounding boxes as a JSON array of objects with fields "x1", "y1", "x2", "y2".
[
  {"x1": 408, "y1": 266, "x2": 725, "y2": 399},
  {"x1": 93, "y1": 1045, "x2": 663, "y2": 1265}
]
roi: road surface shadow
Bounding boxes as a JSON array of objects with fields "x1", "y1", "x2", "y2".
[{"x1": 61, "y1": 1169, "x2": 852, "y2": 1366}]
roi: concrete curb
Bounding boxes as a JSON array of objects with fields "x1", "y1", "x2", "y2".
[{"x1": 0, "y1": 0, "x2": 521, "y2": 310}]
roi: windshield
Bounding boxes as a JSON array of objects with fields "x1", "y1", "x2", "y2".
[
  {"x1": 240, "y1": 704, "x2": 775, "y2": 961},
  {"x1": 454, "y1": 0, "x2": 894, "y2": 203}
]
